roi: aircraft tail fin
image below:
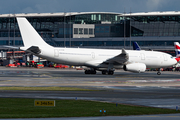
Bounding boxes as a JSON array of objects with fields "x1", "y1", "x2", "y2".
[
  {"x1": 133, "y1": 42, "x2": 141, "y2": 50},
  {"x1": 174, "y1": 42, "x2": 180, "y2": 58},
  {"x1": 16, "y1": 17, "x2": 51, "y2": 50}
]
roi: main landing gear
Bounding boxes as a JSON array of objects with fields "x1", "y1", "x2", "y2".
[
  {"x1": 84, "y1": 69, "x2": 114, "y2": 75},
  {"x1": 84, "y1": 70, "x2": 96, "y2": 74},
  {"x1": 102, "y1": 70, "x2": 114, "y2": 75}
]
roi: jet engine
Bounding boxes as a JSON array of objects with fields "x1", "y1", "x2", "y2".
[{"x1": 123, "y1": 63, "x2": 146, "y2": 73}]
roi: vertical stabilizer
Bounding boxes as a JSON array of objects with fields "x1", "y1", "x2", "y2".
[
  {"x1": 16, "y1": 17, "x2": 51, "y2": 49},
  {"x1": 133, "y1": 42, "x2": 141, "y2": 50},
  {"x1": 174, "y1": 42, "x2": 180, "y2": 58}
]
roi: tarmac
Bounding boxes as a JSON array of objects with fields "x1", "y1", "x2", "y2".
[{"x1": 0, "y1": 66, "x2": 180, "y2": 119}]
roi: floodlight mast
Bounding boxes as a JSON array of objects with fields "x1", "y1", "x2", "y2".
[{"x1": 124, "y1": 8, "x2": 126, "y2": 49}]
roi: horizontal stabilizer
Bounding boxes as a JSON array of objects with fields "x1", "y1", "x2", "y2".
[
  {"x1": 3, "y1": 45, "x2": 20, "y2": 49},
  {"x1": 27, "y1": 46, "x2": 41, "y2": 54}
]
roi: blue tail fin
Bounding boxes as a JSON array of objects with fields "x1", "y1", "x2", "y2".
[{"x1": 133, "y1": 42, "x2": 141, "y2": 50}]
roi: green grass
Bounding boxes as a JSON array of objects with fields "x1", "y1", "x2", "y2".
[
  {"x1": 0, "y1": 87, "x2": 93, "y2": 91},
  {"x1": 0, "y1": 98, "x2": 179, "y2": 118}
]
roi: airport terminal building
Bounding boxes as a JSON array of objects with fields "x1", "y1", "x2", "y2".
[{"x1": 0, "y1": 11, "x2": 180, "y2": 55}]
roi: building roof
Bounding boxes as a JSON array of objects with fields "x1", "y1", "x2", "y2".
[
  {"x1": 120, "y1": 11, "x2": 180, "y2": 17},
  {"x1": 2, "y1": 11, "x2": 180, "y2": 18},
  {"x1": 0, "y1": 12, "x2": 122, "y2": 18}
]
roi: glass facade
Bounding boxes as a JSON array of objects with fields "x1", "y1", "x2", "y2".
[
  {"x1": 0, "y1": 12, "x2": 179, "y2": 51},
  {"x1": 0, "y1": 13, "x2": 121, "y2": 39},
  {"x1": 130, "y1": 16, "x2": 180, "y2": 37}
]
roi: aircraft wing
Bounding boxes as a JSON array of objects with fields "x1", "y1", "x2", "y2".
[
  {"x1": 85, "y1": 49, "x2": 129, "y2": 67},
  {"x1": 105, "y1": 48, "x2": 129, "y2": 64}
]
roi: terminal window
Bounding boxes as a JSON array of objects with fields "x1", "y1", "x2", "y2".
[
  {"x1": 79, "y1": 28, "x2": 83, "y2": 34},
  {"x1": 74, "y1": 28, "x2": 78, "y2": 34},
  {"x1": 89, "y1": 29, "x2": 93, "y2": 35},
  {"x1": 84, "y1": 28, "x2": 88, "y2": 34}
]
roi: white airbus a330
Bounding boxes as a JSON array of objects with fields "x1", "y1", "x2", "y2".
[{"x1": 16, "y1": 17, "x2": 178, "y2": 75}]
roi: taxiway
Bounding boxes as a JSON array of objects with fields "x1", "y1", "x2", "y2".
[{"x1": 0, "y1": 67, "x2": 180, "y2": 109}]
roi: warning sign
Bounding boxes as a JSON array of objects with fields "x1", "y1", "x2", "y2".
[{"x1": 34, "y1": 100, "x2": 55, "y2": 107}]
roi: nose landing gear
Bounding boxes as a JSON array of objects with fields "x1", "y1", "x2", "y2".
[
  {"x1": 157, "y1": 68, "x2": 162, "y2": 75},
  {"x1": 157, "y1": 71, "x2": 161, "y2": 75}
]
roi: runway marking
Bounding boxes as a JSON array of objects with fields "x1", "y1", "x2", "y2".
[
  {"x1": 116, "y1": 77, "x2": 140, "y2": 78},
  {"x1": 142, "y1": 115, "x2": 180, "y2": 117},
  {"x1": 0, "y1": 80, "x2": 12, "y2": 82},
  {"x1": 32, "y1": 77, "x2": 61, "y2": 79},
  {"x1": 127, "y1": 79, "x2": 180, "y2": 83}
]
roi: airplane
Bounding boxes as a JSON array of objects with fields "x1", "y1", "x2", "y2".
[
  {"x1": 174, "y1": 42, "x2": 180, "y2": 58},
  {"x1": 174, "y1": 42, "x2": 180, "y2": 67},
  {"x1": 16, "y1": 17, "x2": 179, "y2": 75},
  {"x1": 133, "y1": 42, "x2": 141, "y2": 50}
]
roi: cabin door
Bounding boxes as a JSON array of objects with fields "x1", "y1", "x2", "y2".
[
  {"x1": 91, "y1": 52, "x2": 95, "y2": 59},
  {"x1": 141, "y1": 53, "x2": 145, "y2": 60},
  {"x1": 54, "y1": 49, "x2": 59, "y2": 57}
]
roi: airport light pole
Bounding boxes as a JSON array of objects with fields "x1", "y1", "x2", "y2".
[
  {"x1": 8, "y1": 13, "x2": 10, "y2": 51},
  {"x1": 64, "y1": 10, "x2": 66, "y2": 47},
  {"x1": 70, "y1": 10, "x2": 71, "y2": 47},
  {"x1": 124, "y1": 8, "x2": 126, "y2": 49},
  {"x1": 13, "y1": 13, "x2": 15, "y2": 59},
  {"x1": 130, "y1": 8, "x2": 131, "y2": 50}
]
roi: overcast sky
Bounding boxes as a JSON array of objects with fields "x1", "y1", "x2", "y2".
[{"x1": 0, "y1": 0, "x2": 179, "y2": 14}]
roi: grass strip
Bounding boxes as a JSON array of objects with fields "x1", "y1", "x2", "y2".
[
  {"x1": 0, "y1": 98, "x2": 179, "y2": 118},
  {"x1": 0, "y1": 87, "x2": 93, "y2": 91}
]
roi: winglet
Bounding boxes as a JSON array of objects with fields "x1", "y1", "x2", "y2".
[{"x1": 122, "y1": 48, "x2": 127, "y2": 54}]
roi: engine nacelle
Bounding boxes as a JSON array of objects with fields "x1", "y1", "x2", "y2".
[{"x1": 123, "y1": 63, "x2": 146, "y2": 73}]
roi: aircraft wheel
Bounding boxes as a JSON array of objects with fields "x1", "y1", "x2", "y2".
[
  {"x1": 85, "y1": 70, "x2": 96, "y2": 74},
  {"x1": 102, "y1": 70, "x2": 107, "y2": 75},
  {"x1": 157, "y1": 71, "x2": 161, "y2": 75},
  {"x1": 108, "y1": 71, "x2": 114, "y2": 75},
  {"x1": 85, "y1": 70, "x2": 88, "y2": 74},
  {"x1": 91, "y1": 70, "x2": 96, "y2": 74},
  {"x1": 85, "y1": 70, "x2": 90, "y2": 74}
]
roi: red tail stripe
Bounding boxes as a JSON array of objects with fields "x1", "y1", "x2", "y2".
[
  {"x1": 175, "y1": 45, "x2": 180, "y2": 49},
  {"x1": 175, "y1": 58, "x2": 180, "y2": 62}
]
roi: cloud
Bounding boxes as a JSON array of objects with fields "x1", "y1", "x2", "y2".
[
  {"x1": 146, "y1": 0, "x2": 164, "y2": 11},
  {"x1": 0, "y1": 0, "x2": 179, "y2": 14}
]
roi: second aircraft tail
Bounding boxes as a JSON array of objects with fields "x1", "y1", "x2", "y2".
[
  {"x1": 174, "y1": 42, "x2": 180, "y2": 58},
  {"x1": 133, "y1": 42, "x2": 141, "y2": 50}
]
